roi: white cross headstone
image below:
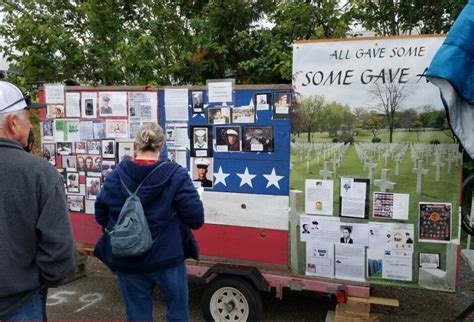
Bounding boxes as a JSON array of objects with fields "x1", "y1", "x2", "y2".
[
  {"x1": 447, "y1": 153, "x2": 456, "y2": 174},
  {"x1": 412, "y1": 160, "x2": 429, "y2": 195},
  {"x1": 366, "y1": 159, "x2": 377, "y2": 184},
  {"x1": 316, "y1": 151, "x2": 321, "y2": 165},
  {"x1": 383, "y1": 150, "x2": 390, "y2": 167},
  {"x1": 332, "y1": 157, "x2": 339, "y2": 177},
  {"x1": 395, "y1": 154, "x2": 403, "y2": 176},
  {"x1": 319, "y1": 161, "x2": 333, "y2": 180},
  {"x1": 374, "y1": 169, "x2": 396, "y2": 192},
  {"x1": 306, "y1": 153, "x2": 312, "y2": 174},
  {"x1": 432, "y1": 154, "x2": 445, "y2": 182}
]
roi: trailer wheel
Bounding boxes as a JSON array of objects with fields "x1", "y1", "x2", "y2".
[{"x1": 201, "y1": 276, "x2": 263, "y2": 321}]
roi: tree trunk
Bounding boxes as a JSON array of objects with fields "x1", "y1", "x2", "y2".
[{"x1": 307, "y1": 126, "x2": 311, "y2": 143}]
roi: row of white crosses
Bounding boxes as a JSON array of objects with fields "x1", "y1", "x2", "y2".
[
  {"x1": 319, "y1": 144, "x2": 350, "y2": 179},
  {"x1": 291, "y1": 142, "x2": 346, "y2": 174}
]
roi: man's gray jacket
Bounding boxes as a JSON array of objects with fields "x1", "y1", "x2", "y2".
[{"x1": 0, "y1": 138, "x2": 76, "y2": 318}]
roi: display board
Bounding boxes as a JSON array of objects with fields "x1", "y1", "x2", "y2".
[
  {"x1": 39, "y1": 84, "x2": 292, "y2": 266},
  {"x1": 292, "y1": 35, "x2": 461, "y2": 291}
]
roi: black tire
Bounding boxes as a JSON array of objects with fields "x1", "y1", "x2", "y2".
[{"x1": 201, "y1": 276, "x2": 263, "y2": 321}]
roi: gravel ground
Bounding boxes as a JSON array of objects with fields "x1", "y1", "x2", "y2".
[{"x1": 45, "y1": 257, "x2": 473, "y2": 321}]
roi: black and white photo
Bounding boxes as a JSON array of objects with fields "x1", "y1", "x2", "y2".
[
  {"x1": 419, "y1": 253, "x2": 440, "y2": 269},
  {"x1": 57, "y1": 142, "x2": 73, "y2": 155},
  {"x1": 66, "y1": 172, "x2": 80, "y2": 193},
  {"x1": 67, "y1": 195, "x2": 85, "y2": 212},
  {"x1": 232, "y1": 106, "x2": 255, "y2": 123},
  {"x1": 42, "y1": 143, "x2": 56, "y2": 165},
  {"x1": 208, "y1": 107, "x2": 231, "y2": 125},
  {"x1": 62, "y1": 155, "x2": 77, "y2": 171},
  {"x1": 86, "y1": 140, "x2": 101, "y2": 155},
  {"x1": 117, "y1": 142, "x2": 135, "y2": 162},
  {"x1": 101, "y1": 139, "x2": 116, "y2": 158},
  {"x1": 193, "y1": 127, "x2": 209, "y2": 150},
  {"x1": 192, "y1": 91, "x2": 204, "y2": 113},
  {"x1": 255, "y1": 93, "x2": 270, "y2": 110},
  {"x1": 242, "y1": 126, "x2": 274, "y2": 152},
  {"x1": 86, "y1": 176, "x2": 101, "y2": 200}
]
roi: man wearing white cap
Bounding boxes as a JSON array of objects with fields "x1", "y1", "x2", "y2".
[
  {"x1": 194, "y1": 158, "x2": 212, "y2": 187},
  {"x1": 226, "y1": 128, "x2": 240, "y2": 151},
  {"x1": 0, "y1": 81, "x2": 75, "y2": 320},
  {"x1": 193, "y1": 128, "x2": 208, "y2": 149}
]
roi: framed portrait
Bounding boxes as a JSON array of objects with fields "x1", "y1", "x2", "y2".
[
  {"x1": 62, "y1": 155, "x2": 77, "y2": 171},
  {"x1": 102, "y1": 139, "x2": 116, "y2": 159},
  {"x1": 242, "y1": 126, "x2": 274, "y2": 152},
  {"x1": 77, "y1": 154, "x2": 102, "y2": 172},
  {"x1": 191, "y1": 126, "x2": 213, "y2": 157},
  {"x1": 93, "y1": 121, "x2": 106, "y2": 139},
  {"x1": 57, "y1": 142, "x2": 73, "y2": 155},
  {"x1": 255, "y1": 93, "x2": 271, "y2": 111},
  {"x1": 191, "y1": 91, "x2": 204, "y2": 114},
  {"x1": 232, "y1": 106, "x2": 255, "y2": 124},
  {"x1": 101, "y1": 159, "x2": 117, "y2": 178},
  {"x1": 208, "y1": 107, "x2": 231, "y2": 125},
  {"x1": 66, "y1": 172, "x2": 80, "y2": 193},
  {"x1": 42, "y1": 143, "x2": 56, "y2": 165},
  {"x1": 190, "y1": 157, "x2": 213, "y2": 188},
  {"x1": 166, "y1": 127, "x2": 175, "y2": 144},
  {"x1": 74, "y1": 142, "x2": 87, "y2": 154},
  {"x1": 105, "y1": 119, "x2": 129, "y2": 139},
  {"x1": 67, "y1": 195, "x2": 85, "y2": 213},
  {"x1": 86, "y1": 176, "x2": 101, "y2": 200},
  {"x1": 272, "y1": 92, "x2": 291, "y2": 119},
  {"x1": 42, "y1": 119, "x2": 54, "y2": 140},
  {"x1": 419, "y1": 252, "x2": 440, "y2": 269},
  {"x1": 215, "y1": 126, "x2": 241, "y2": 152},
  {"x1": 98, "y1": 92, "x2": 128, "y2": 117},
  {"x1": 86, "y1": 140, "x2": 101, "y2": 155},
  {"x1": 81, "y1": 92, "x2": 97, "y2": 119},
  {"x1": 117, "y1": 141, "x2": 135, "y2": 162}
]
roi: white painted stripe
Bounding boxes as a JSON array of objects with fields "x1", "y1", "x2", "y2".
[{"x1": 202, "y1": 191, "x2": 289, "y2": 230}]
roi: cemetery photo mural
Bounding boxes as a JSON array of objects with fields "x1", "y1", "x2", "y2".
[{"x1": 291, "y1": 36, "x2": 460, "y2": 291}]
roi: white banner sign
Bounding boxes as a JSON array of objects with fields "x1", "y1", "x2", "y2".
[{"x1": 293, "y1": 36, "x2": 446, "y2": 108}]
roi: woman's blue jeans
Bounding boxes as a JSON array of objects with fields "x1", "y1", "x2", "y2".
[
  {"x1": 117, "y1": 261, "x2": 189, "y2": 321},
  {"x1": 3, "y1": 289, "x2": 43, "y2": 321}
]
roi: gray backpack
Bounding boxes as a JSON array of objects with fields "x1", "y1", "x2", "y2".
[{"x1": 107, "y1": 162, "x2": 166, "y2": 257}]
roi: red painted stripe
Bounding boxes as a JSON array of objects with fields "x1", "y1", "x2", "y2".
[
  {"x1": 70, "y1": 214, "x2": 102, "y2": 244},
  {"x1": 194, "y1": 224, "x2": 288, "y2": 266},
  {"x1": 69, "y1": 216, "x2": 288, "y2": 266}
]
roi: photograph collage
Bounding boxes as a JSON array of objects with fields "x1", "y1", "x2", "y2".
[
  {"x1": 175, "y1": 90, "x2": 291, "y2": 190},
  {"x1": 41, "y1": 87, "x2": 157, "y2": 214}
]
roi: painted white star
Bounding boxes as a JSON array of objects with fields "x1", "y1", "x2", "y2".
[
  {"x1": 214, "y1": 166, "x2": 230, "y2": 187},
  {"x1": 263, "y1": 168, "x2": 284, "y2": 189},
  {"x1": 237, "y1": 167, "x2": 256, "y2": 188}
]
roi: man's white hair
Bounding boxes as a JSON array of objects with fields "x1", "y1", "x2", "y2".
[{"x1": 0, "y1": 110, "x2": 27, "y2": 128}]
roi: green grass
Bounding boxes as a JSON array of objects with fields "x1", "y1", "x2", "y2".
[
  {"x1": 295, "y1": 129, "x2": 454, "y2": 144},
  {"x1": 291, "y1": 139, "x2": 461, "y2": 288}
]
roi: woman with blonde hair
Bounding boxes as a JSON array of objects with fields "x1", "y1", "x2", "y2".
[{"x1": 94, "y1": 122, "x2": 204, "y2": 321}]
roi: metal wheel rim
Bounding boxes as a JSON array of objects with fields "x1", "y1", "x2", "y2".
[{"x1": 209, "y1": 286, "x2": 250, "y2": 321}]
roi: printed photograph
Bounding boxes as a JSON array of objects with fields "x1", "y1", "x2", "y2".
[
  {"x1": 340, "y1": 225, "x2": 354, "y2": 244},
  {"x1": 86, "y1": 140, "x2": 101, "y2": 155},
  {"x1": 67, "y1": 195, "x2": 85, "y2": 213},
  {"x1": 273, "y1": 92, "x2": 291, "y2": 118},
  {"x1": 101, "y1": 160, "x2": 116, "y2": 178},
  {"x1": 74, "y1": 142, "x2": 87, "y2": 154},
  {"x1": 193, "y1": 127, "x2": 209, "y2": 150},
  {"x1": 419, "y1": 252, "x2": 440, "y2": 269},
  {"x1": 242, "y1": 126, "x2": 274, "y2": 152},
  {"x1": 208, "y1": 107, "x2": 231, "y2": 125},
  {"x1": 232, "y1": 106, "x2": 255, "y2": 123},
  {"x1": 215, "y1": 126, "x2": 241, "y2": 152},
  {"x1": 62, "y1": 155, "x2": 77, "y2": 171},
  {"x1": 77, "y1": 155, "x2": 102, "y2": 172},
  {"x1": 66, "y1": 172, "x2": 80, "y2": 193},
  {"x1": 166, "y1": 128, "x2": 175, "y2": 143},
  {"x1": 105, "y1": 119, "x2": 128, "y2": 139},
  {"x1": 46, "y1": 104, "x2": 65, "y2": 118},
  {"x1": 99, "y1": 92, "x2": 127, "y2": 117},
  {"x1": 102, "y1": 139, "x2": 116, "y2": 159},
  {"x1": 373, "y1": 192, "x2": 394, "y2": 219},
  {"x1": 255, "y1": 93, "x2": 270, "y2": 110},
  {"x1": 192, "y1": 91, "x2": 204, "y2": 113},
  {"x1": 117, "y1": 142, "x2": 135, "y2": 162},
  {"x1": 191, "y1": 157, "x2": 213, "y2": 188},
  {"x1": 42, "y1": 143, "x2": 56, "y2": 165},
  {"x1": 57, "y1": 142, "x2": 73, "y2": 155},
  {"x1": 93, "y1": 121, "x2": 106, "y2": 139},
  {"x1": 42, "y1": 120, "x2": 54, "y2": 138},
  {"x1": 81, "y1": 93, "x2": 97, "y2": 118},
  {"x1": 419, "y1": 202, "x2": 452, "y2": 243},
  {"x1": 86, "y1": 177, "x2": 101, "y2": 200}
]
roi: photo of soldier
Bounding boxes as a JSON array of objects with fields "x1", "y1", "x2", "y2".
[{"x1": 242, "y1": 126, "x2": 274, "y2": 152}]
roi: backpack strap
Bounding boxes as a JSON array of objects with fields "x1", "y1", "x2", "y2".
[{"x1": 119, "y1": 161, "x2": 168, "y2": 196}]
